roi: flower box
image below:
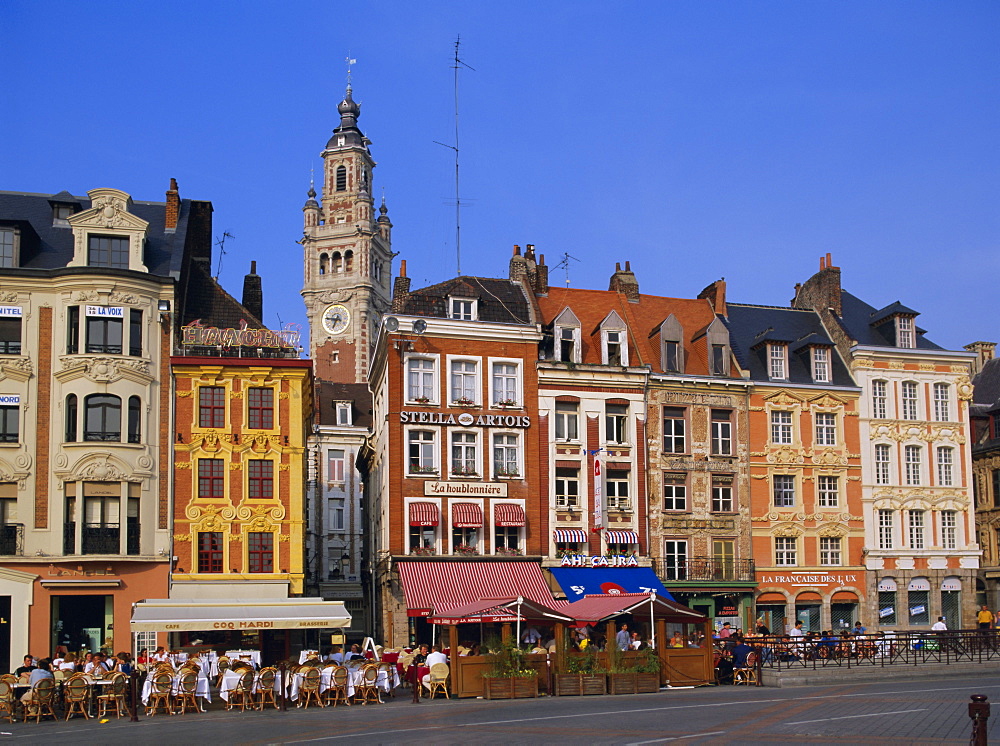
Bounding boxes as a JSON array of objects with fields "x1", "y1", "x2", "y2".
[
  {"x1": 554, "y1": 673, "x2": 607, "y2": 696},
  {"x1": 636, "y1": 672, "x2": 660, "y2": 693},
  {"x1": 608, "y1": 672, "x2": 638, "y2": 695},
  {"x1": 483, "y1": 675, "x2": 538, "y2": 700}
]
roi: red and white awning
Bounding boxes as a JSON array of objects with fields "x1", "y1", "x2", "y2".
[
  {"x1": 604, "y1": 530, "x2": 638, "y2": 544},
  {"x1": 452, "y1": 502, "x2": 483, "y2": 528},
  {"x1": 409, "y1": 502, "x2": 440, "y2": 527},
  {"x1": 554, "y1": 529, "x2": 588, "y2": 543},
  {"x1": 494, "y1": 503, "x2": 525, "y2": 527},
  {"x1": 397, "y1": 561, "x2": 554, "y2": 617}
]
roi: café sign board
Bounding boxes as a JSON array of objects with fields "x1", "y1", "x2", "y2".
[
  {"x1": 181, "y1": 319, "x2": 301, "y2": 349},
  {"x1": 559, "y1": 554, "x2": 639, "y2": 568},
  {"x1": 424, "y1": 481, "x2": 508, "y2": 497},
  {"x1": 758, "y1": 572, "x2": 860, "y2": 587}
]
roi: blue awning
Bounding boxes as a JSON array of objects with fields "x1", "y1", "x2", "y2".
[{"x1": 550, "y1": 567, "x2": 673, "y2": 602}]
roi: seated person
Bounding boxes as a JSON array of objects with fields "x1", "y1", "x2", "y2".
[
  {"x1": 731, "y1": 636, "x2": 753, "y2": 669},
  {"x1": 347, "y1": 643, "x2": 365, "y2": 661},
  {"x1": 412, "y1": 644, "x2": 430, "y2": 666},
  {"x1": 421, "y1": 646, "x2": 449, "y2": 691},
  {"x1": 21, "y1": 660, "x2": 53, "y2": 712},
  {"x1": 14, "y1": 655, "x2": 36, "y2": 677},
  {"x1": 327, "y1": 645, "x2": 344, "y2": 664},
  {"x1": 59, "y1": 652, "x2": 78, "y2": 672}
]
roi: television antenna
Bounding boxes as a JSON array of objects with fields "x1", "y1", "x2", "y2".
[
  {"x1": 554, "y1": 252, "x2": 581, "y2": 287},
  {"x1": 433, "y1": 35, "x2": 475, "y2": 276},
  {"x1": 214, "y1": 231, "x2": 235, "y2": 279}
]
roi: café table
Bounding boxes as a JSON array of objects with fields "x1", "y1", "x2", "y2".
[
  {"x1": 140, "y1": 672, "x2": 211, "y2": 708},
  {"x1": 219, "y1": 669, "x2": 278, "y2": 702},
  {"x1": 298, "y1": 650, "x2": 321, "y2": 665},
  {"x1": 225, "y1": 650, "x2": 261, "y2": 669}
]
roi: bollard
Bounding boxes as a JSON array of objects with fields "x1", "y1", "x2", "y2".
[
  {"x1": 969, "y1": 694, "x2": 990, "y2": 746},
  {"x1": 130, "y1": 670, "x2": 140, "y2": 722},
  {"x1": 279, "y1": 661, "x2": 287, "y2": 712},
  {"x1": 411, "y1": 662, "x2": 420, "y2": 704}
]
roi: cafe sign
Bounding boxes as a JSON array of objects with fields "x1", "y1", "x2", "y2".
[
  {"x1": 424, "y1": 481, "x2": 508, "y2": 497},
  {"x1": 559, "y1": 554, "x2": 639, "y2": 568}
]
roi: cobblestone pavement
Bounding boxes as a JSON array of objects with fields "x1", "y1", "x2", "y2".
[{"x1": 3, "y1": 673, "x2": 999, "y2": 744}]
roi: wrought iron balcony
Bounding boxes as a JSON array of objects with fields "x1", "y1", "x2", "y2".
[
  {"x1": 82, "y1": 524, "x2": 120, "y2": 554},
  {"x1": 0, "y1": 524, "x2": 23, "y2": 555},
  {"x1": 651, "y1": 556, "x2": 756, "y2": 583}
]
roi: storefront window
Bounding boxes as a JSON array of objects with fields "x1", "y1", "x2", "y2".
[
  {"x1": 830, "y1": 603, "x2": 857, "y2": 631},
  {"x1": 877, "y1": 577, "x2": 898, "y2": 626},
  {"x1": 941, "y1": 576, "x2": 962, "y2": 628},
  {"x1": 908, "y1": 577, "x2": 930, "y2": 625},
  {"x1": 796, "y1": 604, "x2": 820, "y2": 632}
]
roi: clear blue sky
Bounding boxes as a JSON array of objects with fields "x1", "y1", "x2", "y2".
[{"x1": 4, "y1": 1, "x2": 997, "y2": 349}]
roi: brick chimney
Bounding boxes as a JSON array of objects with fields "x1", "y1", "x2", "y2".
[
  {"x1": 165, "y1": 177, "x2": 180, "y2": 232},
  {"x1": 242, "y1": 261, "x2": 263, "y2": 323},
  {"x1": 534, "y1": 253, "x2": 549, "y2": 295},
  {"x1": 698, "y1": 279, "x2": 727, "y2": 317},
  {"x1": 793, "y1": 253, "x2": 842, "y2": 317},
  {"x1": 391, "y1": 259, "x2": 411, "y2": 312},
  {"x1": 508, "y1": 245, "x2": 527, "y2": 282},
  {"x1": 609, "y1": 261, "x2": 639, "y2": 302},
  {"x1": 964, "y1": 341, "x2": 996, "y2": 377}
]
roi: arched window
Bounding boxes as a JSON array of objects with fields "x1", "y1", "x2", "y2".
[
  {"x1": 331, "y1": 252, "x2": 342, "y2": 273},
  {"x1": 65, "y1": 394, "x2": 78, "y2": 442},
  {"x1": 335, "y1": 165, "x2": 347, "y2": 192},
  {"x1": 127, "y1": 396, "x2": 141, "y2": 444},
  {"x1": 344, "y1": 250, "x2": 353, "y2": 272},
  {"x1": 319, "y1": 253, "x2": 328, "y2": 275},
  {"x1": 84, "y1": 394, "x2": 121, "y2": 442}
]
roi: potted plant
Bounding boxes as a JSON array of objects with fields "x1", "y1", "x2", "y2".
[
  {"x1": 409, "y1": 464, "x2": 437, "y2": 475},
  {"x1": 495, "y1": 466, "x2": 520, "y2": 478},
  {"x1": 555, "y1": 646, "x2": 606, "y2": 696},
  {"x1": 453, "y1": 543, "x2": 479, "y2": 556},
  {"x1": 451, "y1": 466, "x2": 479, "y2": 477},
  {"x1": 633, "y1": 647, "x2": 661, "y2": 693},
  {"x1": 410, "y1": 546, "x2": 436, "y2": 557},
  {"x1": 494, "y1": 547, "x2": 522, "y2": 557},
  {"x1": 496, "y1": 398, "x2": 518, "y2": 408},
  {"x1": 606, "y1": 643, "x2": 638, "y2": 695},
  {"x1": 454, "y1": 397, "x2": 476, "y2": 407},
  {"x1": 411, "y1": 396, "x2": 430, "y2": 404},
  {"x1": 481, "y1": 641, "x2": 539, "y2": 700}
]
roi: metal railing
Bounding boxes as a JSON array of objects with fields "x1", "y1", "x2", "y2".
[
  {"x1": 82, "y1": 524, "x2": 120, "y2": 554},
  {"x1": 651, "y1": 557, "x2": 756, "y2": 583},
  {"x1": 63, "y1": 522, "x2": 76, "y2": 554},
  {"x1": 0, "y1": 523, "x2": 23, "y2": 555},
  {"x1": 736, "y1": 630, "x2": 1000, "y2": 670}
]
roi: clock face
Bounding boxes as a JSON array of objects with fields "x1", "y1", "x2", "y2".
[{"x1": 322, "y1": 304, "x2": 351, "y2": 335}]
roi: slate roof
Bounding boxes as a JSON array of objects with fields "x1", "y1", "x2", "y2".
[
  {"x1": 398, "y1": 276, "x2": 533, "y2": 325},
  {"x1": 725, "y1": 303, "x2": 854, "y2": 386},
  {"x1": 535, "y1": 286, "x2": 731, "y2": 376},
  {"x1": 836, "y1": 291, "x2": 942, "y2": 350},
  {"x1": 179, "y1": 260, "x2": 264, "y2": 329},
  {"x1": 972, "y1": 357, "x2": 1000, "y2": 414},
  {"x1": 315, "y1": 381, "x2": 373, "y2": 429},
  {"x1": 0, "y1": 190, "x2": 192, "y2": 278}
]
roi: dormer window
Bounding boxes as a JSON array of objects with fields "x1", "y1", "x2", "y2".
[
  {"x1": 87, "y1": 235, "x2": 129, "y2": 269},
  {"x1": 553, "y1": 308, "x2": 582, "y2": 364},
  {"x1": 704, "y1": 318, "x2": 730, "y2": 376},
  {"x1": 450, "y1": 298, "x2": 475, "y2": 321},
  {"x1": 711, "y1": 345, "x2": 727, "y2": 375},
  {"x1": 0, "y1": 228, "x2": 18, "y2": 268},
  {"x1": 52, "y1": 204, "x2": 75, "y2": 227},
  {"x1": 336, "y1": 402, "x2": 352, "y2": 426},
  {"x1": 658, "y1": 315, "x2": 685, "y2": 373},
  {"x1": 811, "y1": 347, "x2": 831, "y2": 383},
  {"x1": 337, "y1": 136, "x2": 346, "y2": 147},
  {"x1": 896, "y1": 316, "x2": 914, "y2": 348},
  {"x1": 600, "y1": 312, "x2": 628, "y2": 367},
  {"x1": 768, "y1": 343, "x2": 787, "y2": 380}
]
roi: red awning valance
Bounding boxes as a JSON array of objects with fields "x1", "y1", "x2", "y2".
[
  {"x1": 409, "y1": 502, "x2": 440, "y2": 527},
  {"x1": 831, "y1": 591, "x2": 859, "y2": 603},
  {"x1": 396, "y1": 561, "x2": 555, "y2": 617},
  {"x1": 756, "y1": 592, "x2": 787, "y2": 603},
  {"x1": 796, "y1": 591, "x2": 822, "y2": 602},
  {"x1": 605, "y1": 530, "x2": 638, "y2": 544},
  {"x1": 494, "y1": 502, "x2": 525, "y2": 527},
  {"x1": 452, "y1": 502, "x2": 483, "y2": 528}
]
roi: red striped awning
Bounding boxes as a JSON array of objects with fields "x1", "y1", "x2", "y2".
[
  {"x1": 409, "y1": 502, "x2": 440, "y2": 527},
  {"x1": 494, "y1": 503, "x2": 525, "y2": 527},
  {"x1": 452, "y1": 502, "x2": 483, "y2": 528},
  {"x1": 397, "y1": 561, "x2": 554, "y2": 617},
  {"x1": 554, "y1": 529, "x2": 588, "y2": 543},
  {"x1": 605, "y1": 530, "x2": 638, "y2": 544}
]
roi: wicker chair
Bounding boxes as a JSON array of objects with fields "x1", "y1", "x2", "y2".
[
  {"x1": 174, "y1": 670, "x2": 200, "y2": 715},
  {"x1": 377, "y1": 661, "x2": 397, "y2": 698},
  {"x1": 424, "y1": 662, "x2": 450, "y2": 700},
  {"x1": 733, "y1": 651, "x2": 759, "y2": 686},
  {"x1": 256, "y1": 667, "x2": 278, "y2": 710},
  {"x1": 226, "y1": 670, "x2": 255, "y2": 712},
  {"x1": 325, "y1": 665, "x2": 351, "y2": 707},
  {"x1": 63, "y1": 675, "x2": 91, "y2": 720},
  {"x1": 215, "y1": 656, "x2": 232, "y2": 686},
  {"x1": 97, "y1": 672, "x2": 129, "y2": 718},
  {"x1": 299, "y1": 666, "x2": 324, "y2": 709},
  {"x1": 23, "y1": 678, "x2": 57, "y2": 723},
  {"x1": 146, "y1": 671, "x2": 174, "y2": 716},
  {"x1": 0, "y1": 680, "x2": 15, "y2": 724},
  {"x1": 357, "y1": 663, "x2": 382, "y2": 705}
]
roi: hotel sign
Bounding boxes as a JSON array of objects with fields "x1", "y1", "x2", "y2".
[
  {"x1": 400, "y1": 410, "x2": 530, "y2": 428},
  {"x1": 423, "y1": 481, "x2": 508, "y2": 497}
]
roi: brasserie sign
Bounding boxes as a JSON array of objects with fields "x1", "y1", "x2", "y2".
[{"x1": 400, "y1": 410, "x2": 531, "y2": 428}]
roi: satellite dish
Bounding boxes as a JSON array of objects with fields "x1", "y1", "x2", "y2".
[
  {"x1": 384, "y1": 316, "x2": 399, "y2": 332},
  {"x1": 412, "y1": 319, "x2": 427, "y2": 335}
]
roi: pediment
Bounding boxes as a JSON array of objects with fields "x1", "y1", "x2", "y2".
[
  {"x1": 762, "y1": 390, "x2": 806, "y2": 405},
  {"x1": 599, "y1": 310, "x2": 626, "y2": 330},
  {"x1": 68, "y1": 189, "x2": 149, "y2": 232},
  {"x1": 553, "y1": 307, "x2": 580, "y2": 327}
]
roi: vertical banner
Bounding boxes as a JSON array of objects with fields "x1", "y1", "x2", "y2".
[{"x1": 592, "y1": 454, "x2": 603, "y2": 532}]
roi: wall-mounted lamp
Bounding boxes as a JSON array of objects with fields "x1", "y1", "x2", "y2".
[{"x1": 158, "y1": 300, "x2": 172, "y2": 312}]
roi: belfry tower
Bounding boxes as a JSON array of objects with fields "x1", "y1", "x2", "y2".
[{"x1": 301, "y1": 83, "x2": 393, "y2": 383}]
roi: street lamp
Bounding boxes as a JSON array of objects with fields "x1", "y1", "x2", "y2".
[{"x1": 340, "y1": 553, "x2": 351, "y2": 577}]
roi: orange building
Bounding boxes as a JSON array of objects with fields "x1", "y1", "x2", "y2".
[{"x1": 725, "y1": 303, "x2": 866, "y2": 633}]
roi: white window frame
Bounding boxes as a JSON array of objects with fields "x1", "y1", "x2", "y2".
[
  {"x1": 933, "y1": 383, "x2": 950, "y2": 422},
  {"x1": 662, "y1": 472, "x2": 687, "y2": 511},
  {"x1": 327, "y1": 449, "x2": 346, "y2": 484},
  {"x1": 662, "y1": 339, "x2": 682, "y2": 373},
  {"x1": 663, "y1": 539, "x2": 688, "y2": 580},
  {"x1": 908, "y1": 509, "x2": 925, "y2": 550},
  {"x1": 775, "y1": 536, "x2": 797, "y2": 566},
  {"x1": 328, "y1": 498, "x2": 346, "y2": 531},
  {"x1": 815, "y1": 412, "x2": 837, "y2": 446},
  {"x1": 770, "y1": 410, "x2": 793, "y2": 444},
  {"x1": 406, "y1": 428, "x2": 438, "y2": 476},
  {"x1": 554, "y1": 401, "x2": 579, "y2": 442},
  {"x1": 606, "y1": 473, "x2": 631, "y2": 511},
  {"x1": 405, "y1": 354, "x2": 439, "y2": 404},
  {"x1": 555, "y1": 324, "x2": 581, "y2": 364},
  {"x1": 819, "y1": 536, "x2": 842, "y2": 566},
  {"x1": 493, "y1": 524, "x2": 522, "y2": 553},
  {"x1": 489, "y1": 358, "x2": 521, "y2": 408},
  {"x1": 936, "y1": 447, "x2": 954, "y2": 486},
  {"x1": 336, "y1": 402, "x2": 352, "y2": 426},
  {"x1": 811, "y1": 347, "x2": 831, "y2": 383},
  {"x1": 711, "y1": 410, "x2": 732, "y2": 455},
  {"x1": 711, "y1": 476, "x2": 734, "y2": 512},
  {"x1": 901, "y1": 381, "x2": 919, "y2": 420},
  {"x1": 492, "y1": 430, "x2": 521, "y2": 479},
  {"x1": 448, "y1": 356, "x2": 479, "y2": 406},
  {"x1": 817, "y1": 474, "x2": 839, "y2": 507},
  {"x1": 896, "y1": 316, "x2": 914, "y2": 348},
  {"x1": 875, "y1": 443, "x2": 892, "y2": 485},
  {"x1": 602, "y1": 328, "x2": 628, "y2": 367},
  {"x1": 773, "y1": 474, "x2": 795, "y2": 507},
  {"x1": 768, "y1": 343, "x2": 787, "y2": 380},
  {"x1": 662, "y1": 407, "x2": 686, "y2": 454},
  {"x1": 555, "y1": 468, "x2": 580, "y2": 509},
  {"x1": 449, "y1": 297, "x2": 476, "y2": 321},
  {"x1": 904, "y1": 444, "x2": 922, "y2": 486},
  {"x1": 878, "y1": 509, "x2": 894, "y2": 549},
  {"x1": 605, "y1": 403, "x2": 629, "y2": 445},
  {"x1": 872, "y1": 380, "x2": 888, "y2": 419},
  {"x1": 941, "y1": 510, "x2": 957, "y2": 550},
  {"x1": 449, "y1": 429, "x2": 480, "y2": 478}
]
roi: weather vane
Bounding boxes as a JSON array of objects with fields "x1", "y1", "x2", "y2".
[{"x1": 346, "y1": 53, "x2": 357, "y2": 87}]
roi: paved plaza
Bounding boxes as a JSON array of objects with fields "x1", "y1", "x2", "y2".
[{"x1": 2, "y1": 673, "x2": 998, "y2": 744}]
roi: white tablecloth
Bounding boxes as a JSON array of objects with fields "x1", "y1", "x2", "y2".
[
  {"x1": 141, "y1": 675, "x2": 211, "y2": 705},
  {"x1": 219, "y1": 670, "x2": 278, "y2": 701},
  {"x1": 298, "y1": 650, "x2": 321, "y2": 665},
  {"x1": 344, "y1": 663, "x2": 400, "y2": 693},
  {"x1": 225, "y1": 650, "x2": 261, "y2": 669}
]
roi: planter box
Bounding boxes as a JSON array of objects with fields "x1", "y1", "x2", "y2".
[
  {"x1": 554, "y1": 673, "x2": 608, "y2": 696},
  {"x1": 636, "y1": 672, "x2": 660, "y2": 693},
  {"x1": 483, "y1": 676, "x2": 538, "y2": 700},
  {"x1": 608, "y1": 672, "x2": 638, "y2": 695}
]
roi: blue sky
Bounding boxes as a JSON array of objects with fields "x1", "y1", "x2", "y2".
[{"x1": 4, "y1": 1, "x2": 997, "y2": 349}]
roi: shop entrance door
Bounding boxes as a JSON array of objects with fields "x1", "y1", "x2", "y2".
[
  {"x1": 795, "y1": 604, "x2": 820, "y2": 632},
  {"x1": 52, "y1": 595, "x2": 111, "y2": 654}
]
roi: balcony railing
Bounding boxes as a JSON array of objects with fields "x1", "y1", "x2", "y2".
[
  {"x1": 651, "y1": 556, "x2": 756, "y2": 583},
  {"x1": 63, "y1": 522, "x2": 76, "y2": 554},
  {"x1": 82, "y1": 524, "x2": 120, "y2": 554},
  {"x1": 127, "y1": 518, "x2": 140, "y2": 555},
  {"x1": 0, "y1": 524, "x2": 23, "y2": 555}
]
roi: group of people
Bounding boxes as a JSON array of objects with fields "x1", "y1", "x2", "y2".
[{"x1": 17, "y1": 650, "x2": 135, "y2": 678}]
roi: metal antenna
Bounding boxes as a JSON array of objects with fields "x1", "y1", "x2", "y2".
[
  {"x1": 433, "y1": 35, "x2": 474, "y2": 276},
  {"x1": 214, "y1": 231, "x2": 235, "y2": 279},
  {"x1": 554, "y1": 252, "x2": 581, "y2": 287}
]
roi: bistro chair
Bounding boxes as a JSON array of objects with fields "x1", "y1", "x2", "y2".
[
  {"x1": 377, "y1": 662, "x2": 397, "y2": 698},
  {"x1": 97, "y1": 672, "x2": 129, "y2": 718},
  {"x1": 0, "y1": 674, "x2": 16, "y2": 687},
  {"x1": 23, "y1": 678, "x2": 57, "y2": 723},
  {"x1": 325, "y1": 666, "x2": 351, "y2": 707},
  {"x1": 226, "y1": 670, "x2": 255, "y2": 712},
  {"x1": 0, "y1": 680, "x2": 15, "y2": 724},
  {"x1": 425, "y1": 662, "x2": 450, "y2": 700},
  {"x1": 357, "y1": 663, "x2": 382, "y2": 705},
  {"x1": 216, "y1": 656, "x2": 232, "y2": 686},
  {"x1": 147, "y1": 671, "x2": 174, "y2": 716},
  {"x1": 256, "y1": 667, "x2": 278, "y2": 710},
  {"x1": 174, "y1": 670, "x2": 200, "y2": 715},
  {"x1": 63, "y1": 675, "x2": 91, "y2": 720},
  {"x1": 734, "y1": 651, "x2": 759, "y2": 686},
  {"x1": 299, "y1": 666, "x2": 324, "y2": 709}
]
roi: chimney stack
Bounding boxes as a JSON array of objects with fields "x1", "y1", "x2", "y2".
[
  {"x1": 241, "y1": 261, "x2": 263, "y2": 323},
  {"x1": 697, "y1": 279, "x2": 727, "y2": 317},
  {"x1": 792, "y1": 254, "x2": 842, "y2": 317},
  {"x1": 509, "y1": 244, "x2": 527, "y2": 282},
  {"x1": 392, "y1": 259, "x2": 411, "y2": 312},
  {"x1": 165, "y1": 177, "x2": 179, "y2": 231},
  {"x1": 964, "y1": 341, "x2": 996, "y2": 377},
  {"x1": 609, "y1": 261, "x2": 640, "y2": 302}
]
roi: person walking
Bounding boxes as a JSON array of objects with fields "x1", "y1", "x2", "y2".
[{"x1": 977, "y1": 605, "x2": 994, "y2": 630}]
